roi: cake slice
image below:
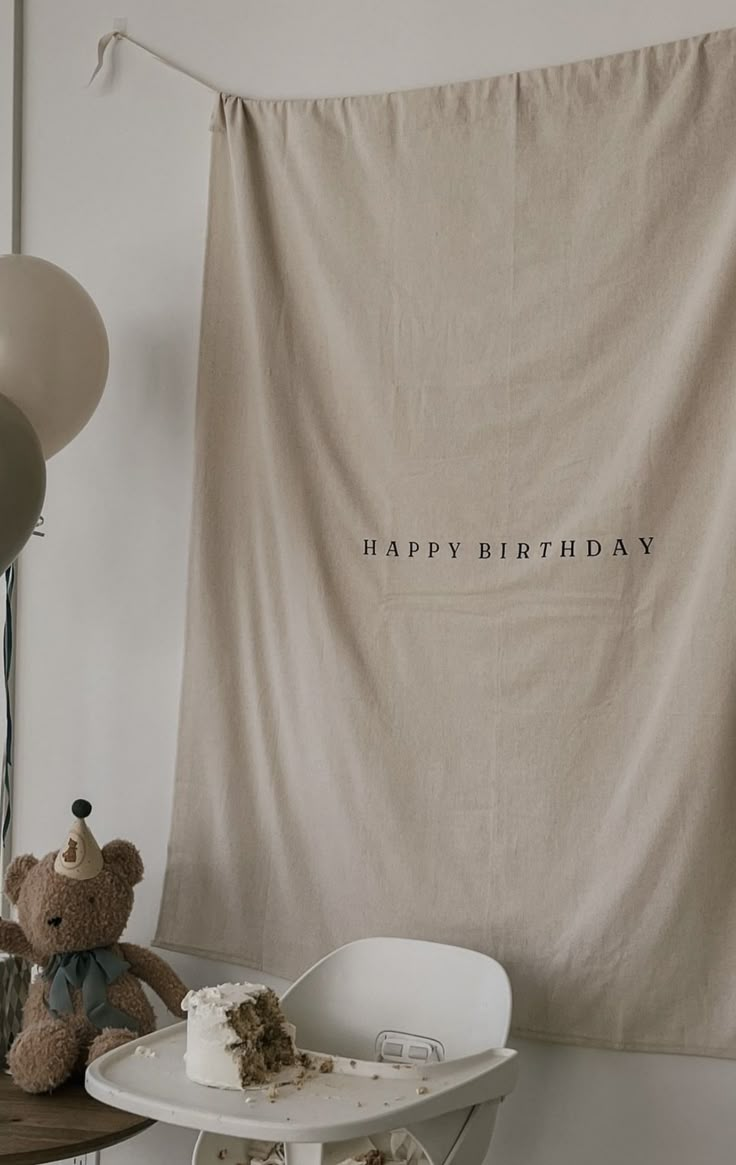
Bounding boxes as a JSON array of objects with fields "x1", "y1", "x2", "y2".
[{"x1": 183, "y1": 982, "x2": 296, "y2": 1089}]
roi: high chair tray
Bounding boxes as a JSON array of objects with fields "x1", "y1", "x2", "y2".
[{"x1": 85, "y1": 1023, "x2": 518, "y2": 1143}]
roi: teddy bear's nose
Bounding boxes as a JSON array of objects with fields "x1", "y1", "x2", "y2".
[{"x1": 47, "y1": 916, "x2": 62, "y2": 928}]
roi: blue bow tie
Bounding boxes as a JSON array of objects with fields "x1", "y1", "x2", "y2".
[{"x1": 44, "y1": 947, "x2": 139, "y2": 1033}]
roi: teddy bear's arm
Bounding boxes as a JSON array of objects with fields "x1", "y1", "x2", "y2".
[
  {"x1": 119, "y1": 943, "x2": 188, "y2": 1017},
  {"x1": 0, "y1": 920, "x2": 32, "y2": 959}
]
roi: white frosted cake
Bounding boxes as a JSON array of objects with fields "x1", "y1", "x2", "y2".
[{"x1": 183, "y1": 982, "x2": 297, "y2": 1089}]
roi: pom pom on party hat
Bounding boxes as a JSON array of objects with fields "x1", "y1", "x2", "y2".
[{"x1": 53, "y1": 799, "x2": 104, "y2": 881}]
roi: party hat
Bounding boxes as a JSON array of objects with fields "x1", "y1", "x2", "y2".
[{"x1": 54, "y1": 799, "x2": 104, "y2": 881}]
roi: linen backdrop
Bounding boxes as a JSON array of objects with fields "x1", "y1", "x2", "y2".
[{"x1": 156, "y1": 26, "x2": 736, "y2": 1057}]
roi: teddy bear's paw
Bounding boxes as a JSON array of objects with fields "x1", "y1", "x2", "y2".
[
  {"x1": 8, "y1": 1019, "x2": 82, "y2": 1093},
  {"x1": 87, "y1": 1027, "x2": 137, "y2": 1064}
]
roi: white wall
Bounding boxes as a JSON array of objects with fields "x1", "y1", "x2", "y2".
[
  {"x1": 0, "y1": 3, "x2": 15, "y2": 254},
  {"x1": 11, "y1": 2, "x2": 736, "y2": 1162}
]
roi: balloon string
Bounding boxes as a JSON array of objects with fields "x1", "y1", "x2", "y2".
[{"x1": 2, "y1": 563, "x2": 14, "y2": 844}]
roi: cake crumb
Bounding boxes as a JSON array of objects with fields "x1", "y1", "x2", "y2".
[
  {"x1": 350, "y1": 1059, "x2": 357, "y2": 1067},
  {"x1": 318, "y1": 1057, "x2": 334, "y2": 1074},
  {"x1": 267, "y1": 1084, "x2": 279, "y2": 1100},
  {"x1": 217, "y1": 1151, "x2": 228, "y2": 1160},
  {"x1": 371, "y1": 1073, "x2": 379, "y2": 1080},
  {"x1": 416, "y1": 1086, "x2": 429, "y2": 1095},
  {"x1": 357, "y1": 1152, "x2": 384, "y2": 1165}
]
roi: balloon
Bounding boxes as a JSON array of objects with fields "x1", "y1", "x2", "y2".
[
  {"x1": 0, "y1": 255, "x2": 109, "y2": 458},
  {"x1": 0, "y1": 393, "x2": 46, "y2": 573}
]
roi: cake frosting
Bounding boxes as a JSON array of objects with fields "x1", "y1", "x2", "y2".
[{"x1": 183, "y1": 982, "x2": 296, "y2": 1089}]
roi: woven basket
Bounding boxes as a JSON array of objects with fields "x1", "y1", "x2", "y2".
[{"x1": 0, "y1": 954, "x2": 30, "y2": 1065}]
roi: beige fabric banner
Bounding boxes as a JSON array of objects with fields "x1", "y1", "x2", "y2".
[{"x1": 156, "y1": 27, "x2": 736, "y2": 1057}]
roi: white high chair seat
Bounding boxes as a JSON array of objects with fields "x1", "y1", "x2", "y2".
[{"x1": 192, "y1": 937, "x2": 518, "y2": 1165}]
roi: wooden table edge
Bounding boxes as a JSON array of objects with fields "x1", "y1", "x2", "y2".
[
  {"x1": 7, "y1": 1118, "x2": 155, "y2": 1165},
  {"x1": 0, "y1": 1073, "x2": 154, "y2": 1165}
]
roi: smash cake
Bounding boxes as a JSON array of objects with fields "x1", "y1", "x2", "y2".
[{"x1": 183, "y1": 982, "x2": 297, "y2": 1089}]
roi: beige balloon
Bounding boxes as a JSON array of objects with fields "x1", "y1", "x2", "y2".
[
  {"x1": 0, "y1": 393, "x2": 46, "y2": 573},
  {"x1": 0, "y1": 255, "x2": 109, "y2": 458}
]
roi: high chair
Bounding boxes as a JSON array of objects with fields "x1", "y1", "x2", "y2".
[{"x1": 191, "y1": 937, "x2": 518, "y2": 1165}]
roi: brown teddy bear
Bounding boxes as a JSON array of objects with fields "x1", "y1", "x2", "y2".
[{"x1": 0, "y1": 800, "x2": 188, "y2": 1093}]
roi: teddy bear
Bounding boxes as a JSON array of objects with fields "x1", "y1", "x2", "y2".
[{"x1": 0, "y1": 799, "x2": 188, "y2": 1093}]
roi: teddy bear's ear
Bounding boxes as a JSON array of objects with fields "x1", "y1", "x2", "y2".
[
  {"x1": 102, "y1": 839, "x2": 144, "y2": 886},
  {"x1": 4, "y1": 854, "x2": 38, "y2": 904}
]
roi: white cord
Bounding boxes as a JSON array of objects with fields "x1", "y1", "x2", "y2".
[{"x1": 88, "y1": 30, "x2": 220, "y2": 93}]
